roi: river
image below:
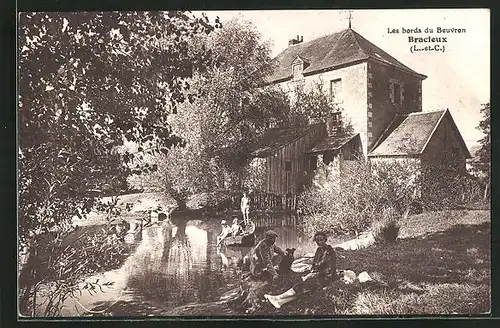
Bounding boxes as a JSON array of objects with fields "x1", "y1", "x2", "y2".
[{"x1": 57, "y1": 214, "x2": 346, "y2": 317}]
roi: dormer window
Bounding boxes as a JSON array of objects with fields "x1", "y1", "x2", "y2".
[
  {"x1": 292, "y1": 63, "x2": 303, "y2": 80},
  {"x1": 291, "y1": 56, "x2": 309, "y2": 82}
]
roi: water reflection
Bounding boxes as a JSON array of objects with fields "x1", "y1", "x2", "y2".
[
  {"x1": 122, "y1": 219, "x2": 239, "y2": 309},
  {"x1": 163, "y1": 221, "x2": 193, "y2": 295},
  {"x1": 217, "y1": 245, "x2": 251, "y2": 271},
  {"x1": 65, "y1": 214, "x2": 333, "y2": 316},
  {"x1": 252, "y1": 214, "x2": 347, "y2": 257}
]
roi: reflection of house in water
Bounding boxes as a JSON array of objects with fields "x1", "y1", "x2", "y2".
[
  {"x1": 253, "y1": 224, "x2": 312, "y2": 257},
  {"x1": 252, "y1": 213, "x2": 307, "y2": 254},
  {"x1": 253, "y1": 213, "x2": 300, "y2": 228}
]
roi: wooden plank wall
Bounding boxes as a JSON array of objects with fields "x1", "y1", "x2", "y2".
[{"x1": 266, "y1": 126, "x2": 326, "y2": 195}]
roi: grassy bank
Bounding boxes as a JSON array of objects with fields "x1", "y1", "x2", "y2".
[
  {"x1": 85, "y1": 209, "x2": 490, "y2": 317},
  {"x1": 399, "y1": 209, "x2": 490, "y2": 239},
  {"x1": 251, "y1": 209, "x2": 490, "y2": 316}
]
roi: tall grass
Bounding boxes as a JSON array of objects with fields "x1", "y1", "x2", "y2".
[
  {"x1": 299, "y1": 160, "x2": 418, "y2": 237},
  {"x1": 352, "y1": 283, "x2": 490, "y2": 315},
  {"x1": 372, "y1": 207, "x2": 401, "y2": 244}
]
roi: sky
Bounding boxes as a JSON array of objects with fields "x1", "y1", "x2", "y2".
[{"x1": 197, "y1": 9, "x2": 490, "y2": 150}]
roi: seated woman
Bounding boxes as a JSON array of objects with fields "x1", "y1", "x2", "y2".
[
  {"x1": 217, "y1": 220, "x2": 232, "y2": 246},
  {"x1": 231, "y1": 218, "x2": 243, "y2": 236},
  {"x1": 264, "y1": 231, "x2": 336, "y2": 308}
]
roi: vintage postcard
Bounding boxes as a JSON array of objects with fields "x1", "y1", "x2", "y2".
[{"x1": 18, "y1": 9, "x2": 490, "y2": 318}]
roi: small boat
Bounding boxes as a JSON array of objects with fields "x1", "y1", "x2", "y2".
[{"x1": 220, "y1": 220, "x2": 256, "y2": 247}]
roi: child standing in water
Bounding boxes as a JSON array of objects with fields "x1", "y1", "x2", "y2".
[{"x1": 240, "y1": 191, "x2": 250, "y2": 226}]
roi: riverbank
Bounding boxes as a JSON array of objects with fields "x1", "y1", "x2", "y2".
[
  {"x1": 162, "y1": 209, "x2": 491, "y2": 316},
  {"x1": 67, "y1": 208, "x2": 490, "y2": 317}
]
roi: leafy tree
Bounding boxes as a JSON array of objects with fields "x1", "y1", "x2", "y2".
[
  {"x1": 473, "y1": 102, "x2": 491, "y2": 198},
  {"x1": 143, "y1": 17, "x2": 292, "y2": 199},
  {"x1": 18, "y1": 11, "x2": 220, "y2": 316},
  {"x1": 193, "y1": 19, "x2": 288, "y2": 178},
  {"x1": 292, "y1": 81, "x2": 354, "y2": 132}
]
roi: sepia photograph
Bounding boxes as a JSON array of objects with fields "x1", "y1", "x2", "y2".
[{"x1": 17, "y1": 8, "x2": 491, "y2": 318}]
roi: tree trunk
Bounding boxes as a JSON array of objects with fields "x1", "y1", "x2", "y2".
[{"x1": 176, "y1": 198, "x2": 187, "y2": 210}]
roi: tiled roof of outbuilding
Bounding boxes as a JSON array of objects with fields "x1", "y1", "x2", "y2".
[
  {"x1": 307, "y1": 132, "x2": 359, "y2": 154},
  {"x1": 369, "y1": 110, "x2": 445, "y2": 156},
  {"x1": 251, "y1": 124, "x2": 323, "y2": 158},
  {"x1": 369, "y1": 109, "x2": 471, "y2": 158}
]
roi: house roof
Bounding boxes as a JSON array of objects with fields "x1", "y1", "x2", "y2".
[
  {"x1": 369, "y1": 114, "x2": 408, "y2": 152},
  {"x1": 251, "y1": 124, "x2": 322, "y2": 158},
  {"x1": 369, "y1": 109, "x2": 472, "y2": 158},
  {"x1": 307, "y1": 132, "x2": 359, "y2": 154},
  {"x1": 266, "y1": 28, "x2": 426, "y2": 84}
]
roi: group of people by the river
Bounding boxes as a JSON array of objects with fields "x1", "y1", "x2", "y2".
[
  {"x1": 216, "y1": 218, "x2": 244, "y2": 245},
  {"x1": 217, "y1": 191, "x2": 338, "y2": 309},
  {"x1": 217, "y1": 192, "x2": 250, "y2": 246},
  {"x1": 252, "y1": 229, "x2": 337, "y2": 309}
]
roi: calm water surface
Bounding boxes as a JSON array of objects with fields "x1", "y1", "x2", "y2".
[{"x1": 60, "y1": 215, "x2": 345, "y2": 316}]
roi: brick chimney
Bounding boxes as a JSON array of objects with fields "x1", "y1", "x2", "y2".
[
  {"x1": 288, "y1": 35, "x2": 304, "y2": 47},
  {"x1": 326, "y1": 112, "x2": 342, "y2": 136}
]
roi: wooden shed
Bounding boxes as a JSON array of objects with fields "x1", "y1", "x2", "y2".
[{"x1": 251, "y1": 123, "x2": 326, "y2": 195}]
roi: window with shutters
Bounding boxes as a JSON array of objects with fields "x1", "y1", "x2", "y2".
[{"x1": 389, "y1": 79, "x2": 404, "y2": 105}]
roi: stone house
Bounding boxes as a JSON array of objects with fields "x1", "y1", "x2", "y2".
[{"x1": 247, "y1": 27, "x2": 470, "y2": 196}]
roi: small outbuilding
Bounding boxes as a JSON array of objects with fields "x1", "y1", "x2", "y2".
[
  {"x1": 250, "y1": 113, "x2": 363, "y2": 195},
  {"x1": 368, "y1": 109, "x2": 472, "y2": 198}
]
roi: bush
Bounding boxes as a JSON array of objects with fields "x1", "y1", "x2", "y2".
[
  {"x1": 299, "y1": 158, "x2": 484, "y2": 239},
  {"x1": 372, "y1": 207, "x2": 401, "y2": 244},
  {"x1": 421, "y1": 167, "x2": 483, "y2": 211},
  {"x1": 299, "y1": 160, "x2": 417, "y2": 238}
]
